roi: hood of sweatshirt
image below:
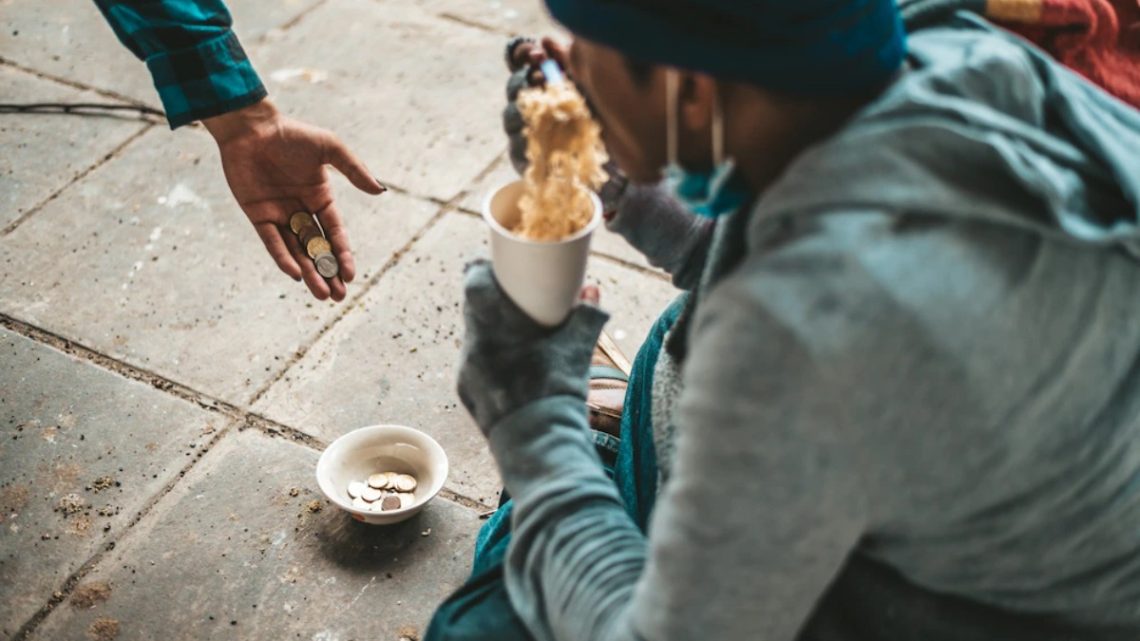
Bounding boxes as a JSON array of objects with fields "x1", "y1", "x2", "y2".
[{"x1": 758, "y1": 12, "x2": 1140, "y2": 258}]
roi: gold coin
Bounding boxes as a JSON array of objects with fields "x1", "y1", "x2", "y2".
[
  {"x1": 298, "y1": 225, "x2": 322, "y2": 248},
  {"x1": 296, "y1": 223, "x2": 320, "y2": 241},
  {"x1": 306, "y1": 236, "x2": 332, "y2": 259},
  {"x1": 289, "y1": 211, "x2": 313, "y2": 235}
]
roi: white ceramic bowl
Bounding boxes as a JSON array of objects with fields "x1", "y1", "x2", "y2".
[{"x1": 316, "y1": 425, "x2": 448, "y2": 525}]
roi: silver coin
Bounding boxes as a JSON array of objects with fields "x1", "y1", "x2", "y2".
[
  {"x1": 346, "y1": 481, "x2": 367, "y2": 499},
  {"x1": 380, "y1": 495, "x2": 402, "y2": 512},
  {"x1": 394, "y1": 474, "x2": 417, "y2": 493},
  {"x1": 351, "y1": 496, "x2": 371, "y2": 511},
  {"x1": 316, "y1": 253, "x2": 339, "y2": 278},
  {"x1": 361, "y1": 486, "x2": 382, "y2": 502},
  {"x1": 397, "y1": 492, "x2": 415, "y2": 509},
  {"x1": 367, "y1": 473, "x2": 387, "y2": 489}
]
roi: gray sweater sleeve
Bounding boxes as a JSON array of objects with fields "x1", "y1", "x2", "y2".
[
  {"x1": 486, "y1": 218, "x2": 888, "y2": 641},
  {"x1": 606, "y1": 183, "x2": 715, "y2": 290}
]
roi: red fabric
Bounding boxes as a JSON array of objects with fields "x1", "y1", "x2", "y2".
[{"x1": 996, "y1": 0, "x2": 1140, "y2": 108}]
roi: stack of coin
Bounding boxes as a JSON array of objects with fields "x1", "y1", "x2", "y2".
[
  {"x1": 289, "y1": 211, "x2": 339, "y2": 279},
  {"x1": 346, "y1": 471, "x2": 418, "y2": 512}
]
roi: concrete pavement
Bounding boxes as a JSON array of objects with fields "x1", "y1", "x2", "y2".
[{"x1": 0, "y1": 1, "x2": 676, "y2": 639}]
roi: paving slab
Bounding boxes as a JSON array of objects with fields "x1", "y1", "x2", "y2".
[
  {"x1": 255, "y1": 0, "x2": 510, "y2": 202},
  {"x1": 0, "y1": 66, "x2": 147, "y2": 230},
  {"x1": 253, "y1": 212, "x2": 678, "y2": 505},
  {"x1": 456, "y1": 154, "x2": 656, "y2": 270},
  {"x1": 0, "y1": 126, "x2": 439, "y2": 406},
  {"x1": 0, "y1": 0, "x2": 322, "y2": 106},
  {"x1": 415, "y1": 0, "x2": 558, "y2": 34},
  {"x1": 0, "y1": 328, "x2": 229, "y2": 638},
  {"x1": 30, "y1": 429, "x2": 480, "y2": 641}
]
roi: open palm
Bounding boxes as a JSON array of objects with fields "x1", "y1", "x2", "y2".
[{"x1": 209, "y1": 105, "x2": 383, "y2": 301}]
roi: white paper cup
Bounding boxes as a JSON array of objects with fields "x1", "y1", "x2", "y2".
[{"x1": 482, "y1": 180, "x2": 602, "y2": 327}]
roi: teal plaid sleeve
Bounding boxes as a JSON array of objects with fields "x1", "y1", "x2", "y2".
[{"x1": 93, "y1": 0, "x2": 267, "y2": 128}]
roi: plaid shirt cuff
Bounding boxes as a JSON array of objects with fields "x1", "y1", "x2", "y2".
[{"x1": 145, "y1": 29, "x2": 267, "y2": 129}]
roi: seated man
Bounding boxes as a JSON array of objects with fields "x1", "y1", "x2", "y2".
[{"x1": 431, "y1": 0, "x2": 1140, "y2": 639}]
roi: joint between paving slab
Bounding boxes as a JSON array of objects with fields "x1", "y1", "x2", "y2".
[
  {"x1": 586, "y1": 251, "x2": 669, "y2": 281},
  {"x1": 269, "y1": 0, "x2": 331, "y2": 37},
  {"x1": 1, "y1": 124, "x2": 155, "y2": 237},
  {"x1": 241, "y1": 413, "x2": 500, "y2": 511},
  {"x1": 0, "y1": 56, "x2": 160, "y2": 111},
  {"x1": 435, "y1": 12, "x2": 511, "y2": 36},
  {"x1": 9, "y1": 418, "x2": 240, "y2": 641},
  {"x1": 241, "y1": 411, "x2": 329, "y2": 451},
  {"x1": 246, "y1": 152, "x2": 509, "y2": 407},
  {"x1": 374, "y1": 180, "x2": 450, "y2": 208},
  {"x1": 244, "y1": 203, "x2": 454, "y2": 408},
  {"x1": 0, "y1": 313, "x2": 241, "y2": 418},
  {"x1": 438, "y1": 488, "x2": 496, "y2": 512}
]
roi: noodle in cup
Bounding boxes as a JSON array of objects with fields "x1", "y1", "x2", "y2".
[{"x1": 482, "y1": 180, "x2": 602, "y2": 327}]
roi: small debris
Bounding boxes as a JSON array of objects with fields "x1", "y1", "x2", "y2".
[
  {"x1": 1, "y1": 484, "x2": 30, "y2": 516},
  {"x1": 96, "y1": 506, "x2": 119, "y2": 517},
  {"x1": 288, "y1": 487, "x2": 300, "y2": 498},
  {"x1": 68, "y1": 515, "x2": 93, "y2": 536},
  {"x1": 91, "y1": 476, "x2": 116, "y2": 492},
  {"x1": 86, "y1": 616, "x2": 120, "y2": 641},
  {"x1": 57, "y1": 493, "x2": 87, "y2": 515},
  {"x1": 71, "y1": 581, "x2": 112, "y2": 609},
  {"x1": 305, "y1": 500, "x2": 323, "y2": 513},
  {"x1": 397, "y1": 625, "x2": 420, "y2": 641},
  {"x1": 420, "y1": 528, "x2": 431, "y2": 537}
]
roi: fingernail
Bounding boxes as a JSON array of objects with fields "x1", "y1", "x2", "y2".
[{"x1": 374, "y1": 177, "x2": 388, "y2": 193}]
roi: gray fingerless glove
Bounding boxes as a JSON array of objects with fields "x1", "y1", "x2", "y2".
[
  {"x1": 457, "y1": 260, "x2": 609, "y2": 435},
  {"x1": 503, "y1": 66, "x2": 532, "y2": 175}
]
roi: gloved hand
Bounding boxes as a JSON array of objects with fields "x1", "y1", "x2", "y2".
[
  {"x1": 457, "y1": 260, "x2": 610, "y2": 435},
  {"x1": 503, "y1": 36, "x2": 538, "y2": 174}
]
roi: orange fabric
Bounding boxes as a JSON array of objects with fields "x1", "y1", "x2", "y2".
[{"x1": 992, "y1": 0, "x2": 1140, "y2": 108}]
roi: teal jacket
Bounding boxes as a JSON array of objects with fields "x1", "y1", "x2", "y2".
[{"x1": 93, "y1": 0, "x2": 265, "y2": 128}]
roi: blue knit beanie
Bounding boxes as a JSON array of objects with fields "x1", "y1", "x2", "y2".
[{"x1": 544, "y1": 0, "x2": 908, "y2": 95}]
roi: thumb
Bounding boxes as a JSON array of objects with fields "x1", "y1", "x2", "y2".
[
  {"x1": 323, "y1": 134, "x2": 384, "y2": 195},
  {"x1": 566, "y1": 302, "x2": 609, "y2": 347}
]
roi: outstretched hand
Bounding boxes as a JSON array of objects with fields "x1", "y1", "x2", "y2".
[{"x1": 203, "y1": 99, "x2": 385, "y2": 302}]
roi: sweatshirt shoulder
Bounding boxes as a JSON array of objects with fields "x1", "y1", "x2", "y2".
[
  {"x1": 702, "y1": 208, "x2": 1138, "y2": 427},
  {"x1": 729, "y1": 209, "x2": 1044, "y2": 353}
]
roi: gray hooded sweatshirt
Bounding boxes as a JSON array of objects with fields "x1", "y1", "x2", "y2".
[{"x1": 485, "y1": 12, "x2": 1140, "y2": 641}]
